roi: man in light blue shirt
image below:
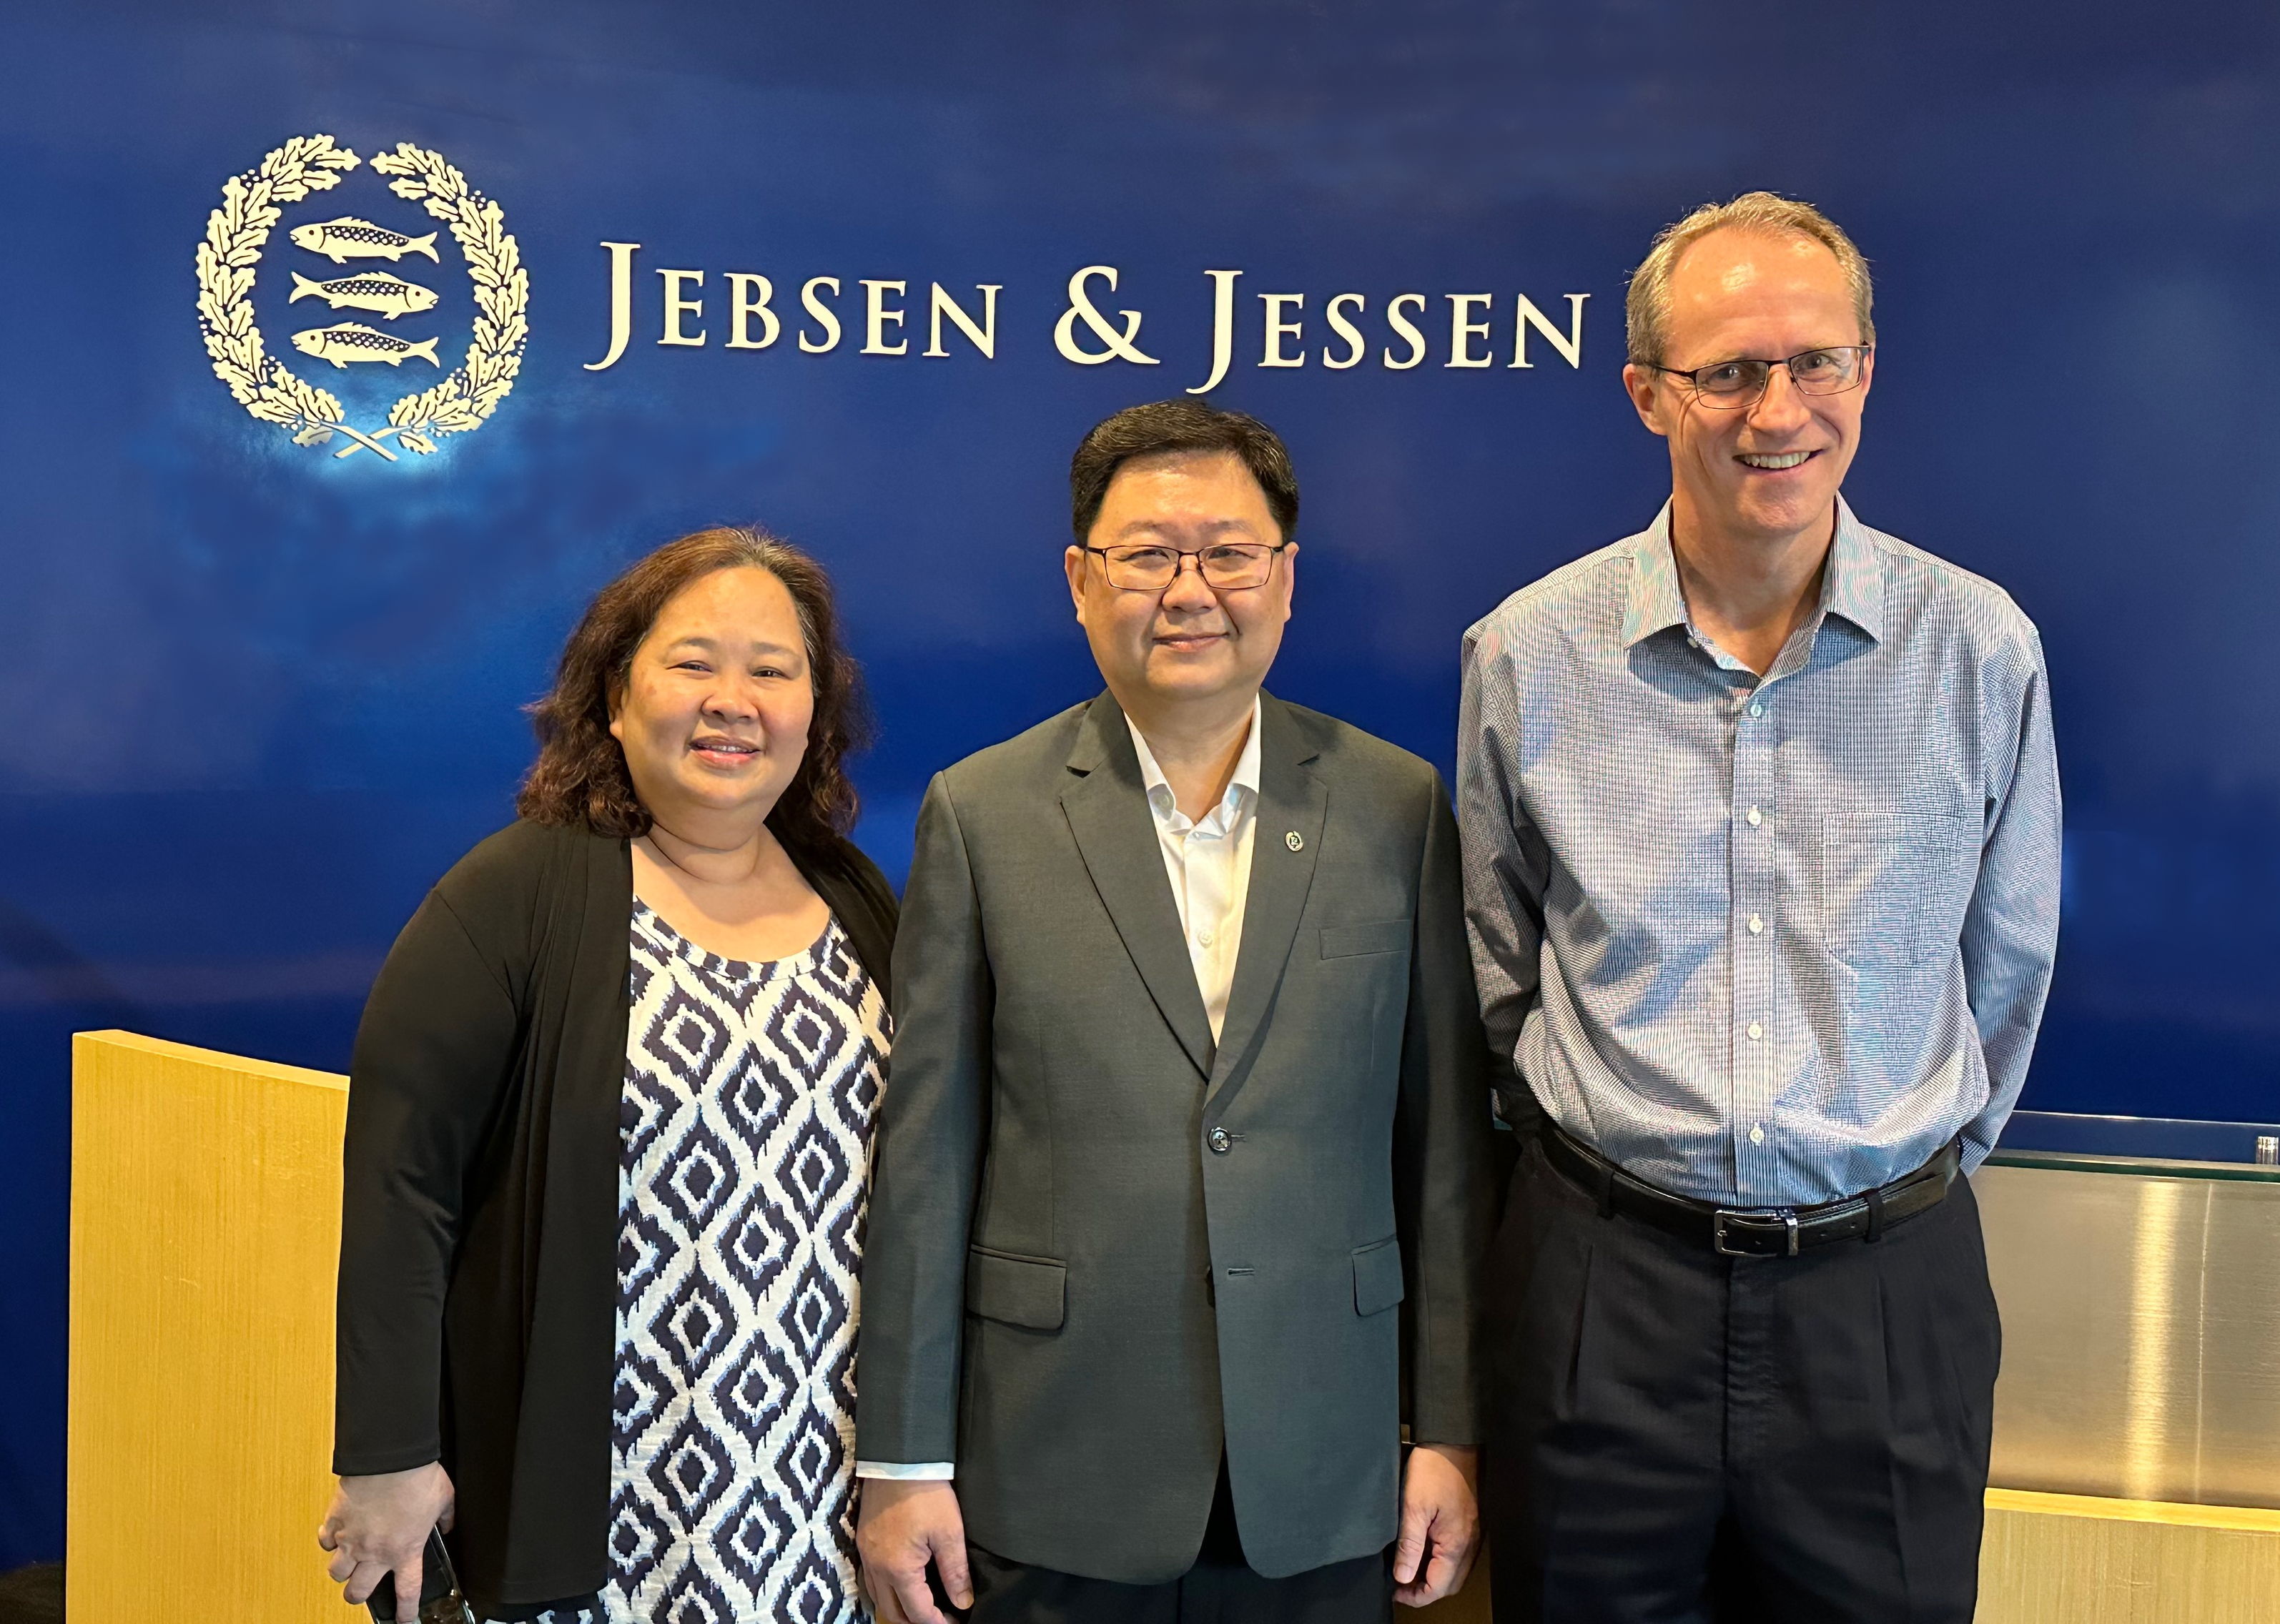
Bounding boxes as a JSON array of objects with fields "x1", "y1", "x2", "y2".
[{"x1": 1458, "y1": 193, "x2": 2059, "y2": 1623}]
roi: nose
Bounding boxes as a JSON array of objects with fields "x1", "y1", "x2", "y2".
[
  {"x1": 1160, "y1": 553, "x2": 1221, "y2": 613},
  {"x1": 1744, "y1": 365, "x2": 1812, "y2": 432},
  {"x1": 702, "y1": 674, "x2": 763, "y2": 721}
]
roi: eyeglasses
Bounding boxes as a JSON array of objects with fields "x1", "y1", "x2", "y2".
[
  {"x1": 1651, "y1": 345, "x2": 1871, "y2": 409},
  {"x1": 1083, "y1": 540, "x2": 1290, "y2": 593}
]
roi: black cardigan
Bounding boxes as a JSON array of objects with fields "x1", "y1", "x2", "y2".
[{"x1": 334, "y1": 818, "x2": 897, "y2": 1618}]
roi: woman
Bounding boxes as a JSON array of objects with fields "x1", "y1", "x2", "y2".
[{"x1": 318, "y1": 528, "x2": 897, "y2": 1623}]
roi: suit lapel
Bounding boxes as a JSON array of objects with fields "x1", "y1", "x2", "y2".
[
  {"x1": 1209, "y1": 694, "x2": 1326, "y2": 1096},
  {"x1": 1060, "y1": 693, "x2": 1215, "y2": 1079}
]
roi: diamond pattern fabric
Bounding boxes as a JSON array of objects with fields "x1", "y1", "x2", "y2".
[{"x1": 533, "y1": 903, "x2": 885, "y2": 1624}]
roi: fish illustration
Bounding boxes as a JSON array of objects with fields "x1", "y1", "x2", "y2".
[
  {"x1": 290, "y1": 323, "x2": 441, "y2": 368},
  {"x1": 288, "y1": 271, "x2": 440, "y2": 320},
  {"x1": 287, "y1": 217, "x2": 441, "y2": 264}
]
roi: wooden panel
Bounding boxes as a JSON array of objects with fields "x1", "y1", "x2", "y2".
[
  {"x1": 68, "y1": 1030, "x2": 360, "y2": 1623},
  {"x1": 1978, "y1": 1488, "x2": 2280, "y2": 1623}
]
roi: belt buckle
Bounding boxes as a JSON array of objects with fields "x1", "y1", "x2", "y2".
[{"x1": 1713, "y1": 1209, "x2": 1802, "y2": 1257}]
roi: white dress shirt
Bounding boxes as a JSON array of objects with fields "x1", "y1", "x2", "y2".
[
  {"x1": 1127, "y1": 698, "x2": 1263, "y2": 1044},
  {"x1": 854, "y1": 699, "x2": 1263, "y2": 1481}
]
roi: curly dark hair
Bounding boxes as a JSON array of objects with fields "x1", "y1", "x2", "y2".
[{"x1": 517, "y1": 527, "x2": 870, "y2": 858}]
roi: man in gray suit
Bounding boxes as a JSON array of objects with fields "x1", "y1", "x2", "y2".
[{"x1": 854, "y1": 400, "x2": 1494, "y2": 1623}]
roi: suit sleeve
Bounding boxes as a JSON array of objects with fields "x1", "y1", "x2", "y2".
[
  {"x1": 855, "y1": 772, "x2": 994, "y2": 1465},
  {"x1": 1393, "y1": 770, "x2": 1497, "y2": 1448},
  {"x1": 334, "y1": 888, "x2": 523, "y2": 1476}
]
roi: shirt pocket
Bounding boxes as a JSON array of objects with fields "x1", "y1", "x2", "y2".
[
  {"x1": 1817, "y1": 811, "x2": 1978, "y2": 969},
  {"x1": 1320, "y1": 919, "x2": 1411, "y2": 959}
]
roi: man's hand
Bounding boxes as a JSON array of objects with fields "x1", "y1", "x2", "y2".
[
  {"x1": 317, "y1": 1462, "x2": 455, "y2": 1615},
  {"x1": 1393, "y1": 1442, "x2": 1479, "y2": 1607},
  {"x1": 857, "y1": 1478, "x2": 972, "y2": 1624}
]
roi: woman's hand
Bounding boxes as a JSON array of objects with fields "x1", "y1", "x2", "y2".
[{"x1": 317, "y1": 1462, "x2": 455, "y2": 1615}]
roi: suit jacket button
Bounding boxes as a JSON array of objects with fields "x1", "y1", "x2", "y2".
[{"x1": 1208, "y1": 1127, "x2": 1233, "y2": 1154}]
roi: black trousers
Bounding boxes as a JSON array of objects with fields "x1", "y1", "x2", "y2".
[
  {"x1": 1482, "y1": 1137, "x2": 2000, "y2": 1624},
  {"x1": 956, "y1": 1462, "x2": 1393, "y2": 1624}
]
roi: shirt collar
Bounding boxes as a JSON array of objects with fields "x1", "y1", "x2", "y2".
[
  {"x1": 1128, "y1": 695, "x2": 1263, "y2": 817},
  {"x1": 1620, "y1": 504, "x2": 1689, "y2": 648},
  {"x1": 1622, "y1": 496, "x2": 1885, "y2": 649},
  {"x1": 1821, "y1": 498, "x2": 1885, "y2": 643}
]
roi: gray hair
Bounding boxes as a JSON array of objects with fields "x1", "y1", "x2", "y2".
[{"x1": 1625, "y1": 192, "x2": 1874, "y2": 367}]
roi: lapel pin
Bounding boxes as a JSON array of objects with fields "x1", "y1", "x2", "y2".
[{"x1": 1285, "y1": 831, "x2": 1304, "y2": 851}]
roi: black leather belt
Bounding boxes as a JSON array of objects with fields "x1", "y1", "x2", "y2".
[{"x1": 1539, "y1": 1122, "x2": 1959, "y2": 1257}]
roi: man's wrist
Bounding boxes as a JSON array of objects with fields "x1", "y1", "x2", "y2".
[
  {"x1": 854, "y1": 1460, "x2": 956, "y2": 1480},
  {"x1": 1408, "y1": 1441, "x2": 1480, "y2": 1485}
]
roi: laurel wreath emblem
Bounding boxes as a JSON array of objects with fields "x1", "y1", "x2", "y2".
[{"x1": 194, "y1": 134, "x2": 528, "y2": 461}]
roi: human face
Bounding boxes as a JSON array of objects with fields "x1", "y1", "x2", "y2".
[
  {"x1": 1623, "y1": 229, "x2": 1873, "y2": 548},
  {"x1": 1064, "y1": 451, "x2": 1296, "y2": 717},
  {"x1": 608, "y1": 567, "x2": 814, "y2": 836}
]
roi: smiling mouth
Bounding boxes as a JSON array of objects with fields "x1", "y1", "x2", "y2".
[
  {"x1": 1737, "y1": 450, "x2": 1816, "y2": 470},
  {"x1": 691, "y1": 738, "x2": 759, "y2": 758}
]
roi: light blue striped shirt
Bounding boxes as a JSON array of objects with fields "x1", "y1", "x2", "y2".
[{"x1": 1457, "y1": 500, "x2": 2061, "y2": 1207}]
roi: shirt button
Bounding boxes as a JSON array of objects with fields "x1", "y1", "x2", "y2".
[
  {"x1": 1748, "y1": 702, "x2": 1765, "y2": 718},
  {"x1": 1208, "y1": 1127, "x2": 1233, "y2": 1154},
  {"x1": 1746, "y1": 806, "x2": 1762, "y2": 827},
  {"x1": 1748, "y1": 914, "x2": 1764, "y2": 935},
  {"x1": 1196, "y1": 928, "x2": 1214, "y2": 947},
  {"x1": 1750, "y1": 1125, "x2": 1766, "y2": 1145},
  {"x1": 1747, "y1": 1021, "x2": 1763, "y2": 1041}
]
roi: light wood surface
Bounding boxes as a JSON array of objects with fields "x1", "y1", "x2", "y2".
[
  {"x1": 68, "y1": 1030, "x2": 360, "y2": 1623},
  {"x1": 1988, "y1": 1487, "x2": 2280, "y2": 1535},
  {"x1": 1979, "y1": 1488, "x2": 2280, "y2": 1623}
]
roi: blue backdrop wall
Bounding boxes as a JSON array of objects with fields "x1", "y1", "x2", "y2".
[{"x1": 4, "y1": 0, "x2": 2277, "y2": 1570}]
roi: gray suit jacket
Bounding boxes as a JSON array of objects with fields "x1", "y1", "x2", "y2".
[{"x1": 856, "y1": 690, "x2": 1494, "y2": 1583}]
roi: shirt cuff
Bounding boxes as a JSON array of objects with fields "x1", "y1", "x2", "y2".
[{"x1": 854, "y1": 1460, "x2": 956, "y2": 1480}]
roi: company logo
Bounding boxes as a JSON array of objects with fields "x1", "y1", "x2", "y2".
[{"x1": 195, "y1": 134, "x2": 528, "y2": 462}]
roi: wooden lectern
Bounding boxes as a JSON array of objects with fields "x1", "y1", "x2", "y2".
[{"x1": 69, "y1": 1031, "x2": 362, "y2": 1623}]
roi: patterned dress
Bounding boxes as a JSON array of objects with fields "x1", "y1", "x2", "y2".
[{"x1": 541, "y1": 902, "x2": 887, "y2": 1624}]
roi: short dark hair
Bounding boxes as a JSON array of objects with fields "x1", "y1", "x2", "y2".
[
  {"x1": 1070, "y1": 400, "x2": 1300, "y2": 544},
  {"x1": 517, "y1": 526, "x2": 870, "y2": 859}
]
